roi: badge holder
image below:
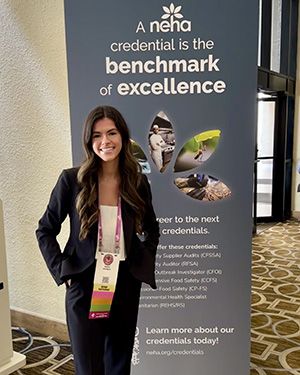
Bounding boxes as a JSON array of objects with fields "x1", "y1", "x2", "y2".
[
  {"x1": 89, "y1": 196, "x2": 122, "y2": 319},
  {"x1": 89, "y1": 252, "x2": 120, "y2": 319}
]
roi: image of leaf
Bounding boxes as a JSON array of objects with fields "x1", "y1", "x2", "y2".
[{"x1": 173, "y1": 130, "x2": 221, "y2": 173}]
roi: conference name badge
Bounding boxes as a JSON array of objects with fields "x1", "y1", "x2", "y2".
[{"x1": 89, "y1": 252, "x2": 120, "y2": 319}]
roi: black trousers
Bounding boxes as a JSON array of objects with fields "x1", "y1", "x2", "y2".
[{"x1": 65, "y1": 260, "x2": 141, "y2": 375}]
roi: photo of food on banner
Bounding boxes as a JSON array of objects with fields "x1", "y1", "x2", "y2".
[
  {"x1": 173, "y1": 130, "x2": 220, "y2": 173},
  {"x1": 174, "y1": 174, "x2": 232, "y2": 201},
  {"x1": 148, "y1": 111, "x2": 175, "y2": 173}
]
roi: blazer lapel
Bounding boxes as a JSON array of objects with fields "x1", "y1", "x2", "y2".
[{"x1": 121, "y1": 199, "x2": 135, "y2": 255}]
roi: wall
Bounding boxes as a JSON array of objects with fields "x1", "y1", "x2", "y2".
[
  {"x1": 292, "y1": 6, "x2": 300, "y2": 217},
  {"x1": 0, "y1": 0, "x2": 71, "y2": 322}
]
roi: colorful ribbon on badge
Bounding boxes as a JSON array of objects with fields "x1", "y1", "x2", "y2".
[
  {"x1": 89, "y1": 280, "x2": 116, "y2": 319},
  {"x1": 89, "y1": 252, "x2": 120, "y2": 319}
]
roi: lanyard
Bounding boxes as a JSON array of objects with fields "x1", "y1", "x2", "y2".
[{"x1": 98, "y1": 195, "x2": 122, "y2": 254}]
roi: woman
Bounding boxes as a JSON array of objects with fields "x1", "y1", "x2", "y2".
[{"x1": 36, "y1": 106, "x2": 160, "y2": 375}]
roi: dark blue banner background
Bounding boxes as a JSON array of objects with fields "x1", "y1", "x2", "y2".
[{"x1": 64, "y1": 1, "x2": 258, "y2": 373}]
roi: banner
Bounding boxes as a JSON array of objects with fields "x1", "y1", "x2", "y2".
[{"x1": 64, "y1": 1, "x2": 258, "y2": 374}]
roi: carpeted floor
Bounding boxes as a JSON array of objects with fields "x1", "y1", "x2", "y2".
[
  {"x1": 11, "y1": 220, "x2": 300, "y2": 375},
  {"x1": 251, "y1": 219, "x2": 300, "y2": 375},
  {"x1": 11, "y1": 327, "x2": 74, "y2": 375}
]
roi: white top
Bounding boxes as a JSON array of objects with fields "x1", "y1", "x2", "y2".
[
  {"x1": 149, "y1": 133, "x2": 165, "y2": 150},
  {"x1": 97, "y1": 205, "x2": 126, "y2": 261}
]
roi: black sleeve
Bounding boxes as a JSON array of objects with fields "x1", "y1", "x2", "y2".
[
  {"x1": 36, "y1": 170, "x2": 72, "y2": 285},
  {"x1": 140, "y1": 175, "x2": 160, "y2": 259}
]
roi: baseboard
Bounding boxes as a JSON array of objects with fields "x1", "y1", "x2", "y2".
[
  {"x1": 10, "y1": 309, "x2": 70, "y2": 342},
  {"x1": 291, "y1": 210, "x2": 300, "y2": 219}
]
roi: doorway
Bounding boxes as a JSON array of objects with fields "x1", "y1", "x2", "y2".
[
  {"x1": 253, "y1": 90, "x2": 291, "y2": 231},
  {"x1": 256, "y1": 93, "x2": 276, "y2": 220}
]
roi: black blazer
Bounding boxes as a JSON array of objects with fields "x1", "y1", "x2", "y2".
[{"x1": 36, "y1": 167, "x2": 159, "y2": 288}]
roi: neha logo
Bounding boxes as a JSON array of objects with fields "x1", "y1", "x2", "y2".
[
  {"x1": 136, "y1": 3, "x2": 192, "y2": 33},
  {"x1": 103, "y1": 254, "x2": 114, "y2": 266}
]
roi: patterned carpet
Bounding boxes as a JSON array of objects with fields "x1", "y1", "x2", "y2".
[
  {"x1": 10, "y1": 220, "x2": 300, "y2": 375},
  {"x1": 11, "y1": 328, "x2": 73, "y2": 375},
  {"x1": 251, "y1": 220, "x2": 300, "y2": 375}
]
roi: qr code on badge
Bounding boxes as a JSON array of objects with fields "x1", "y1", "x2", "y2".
[{"x1": 102, "y1": 276, "x2": 109, "y2": 284}]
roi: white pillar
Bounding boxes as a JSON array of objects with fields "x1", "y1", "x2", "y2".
[{"x1": 0, "y1": 199, "x2": 26, "y2": 374}]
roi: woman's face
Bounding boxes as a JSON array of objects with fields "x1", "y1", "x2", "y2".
[{"x1": 92, "y1": 118, "x2": 122, "y2": 163}]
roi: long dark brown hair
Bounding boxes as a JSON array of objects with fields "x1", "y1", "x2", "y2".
[{"x1": 76, "y1": 106, "x2": 146, "y2": 241}]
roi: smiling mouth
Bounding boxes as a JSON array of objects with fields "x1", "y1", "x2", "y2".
[{"x1": 100, "y1": 147, "x2": 114, "y2": 153}]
